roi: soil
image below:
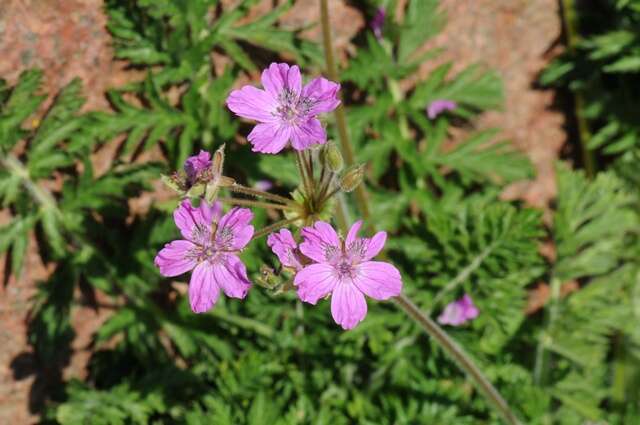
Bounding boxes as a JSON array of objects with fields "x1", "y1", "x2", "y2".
[{"x1": 0, "y1": 0, "x2": 565, "y2": 422}]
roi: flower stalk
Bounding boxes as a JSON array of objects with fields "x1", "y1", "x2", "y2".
[{"x1": 318, "y1": 2, "x2": 522, "y2": 424}]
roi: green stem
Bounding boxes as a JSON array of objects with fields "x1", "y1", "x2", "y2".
[
  {"x1": 319, "y1": 0, "x2": 371, "y2": 224},
  {"x1": 0, "y1": 154, "x2": 59, "y2": 214},
  {"x1": 295, "y1": 151, "x2": 313, "y2": 199},
  {"x1": 228, "y1": 183, "x2": 293, "y2": 205},
  {"x1": 395, "y1": 294, "x2": 523, "y2": 425},
  {"x1": 252, "y1": 217, "x2": 300, "y2": 240},
  {"x1": 218, "y1": 197, "x2": 297, "y2": 211},
  {"x1": 561, "y1": 0, "x2": 595, "y2": 177}
]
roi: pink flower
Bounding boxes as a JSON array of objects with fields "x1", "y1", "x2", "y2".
[
  {"x1": 370, "y1": 7, "x2": 386, "y2": 40},
  {"x1": 226, "y1": 63, "x2": 341, "y2": 154},
  {"x1": 427, "y1": 99, "x2": 457, "y2": 119},
  {"x1": 437, "y1": 294, "x2": 479, "y2": 326},
  {"x1": 267, "y1": 229, "x2": 303, "y2": 271},
  {"x1": 184, "y1": 150, "x2": 212, "y2": 183},
  {"x1": 294, "y1": 220, "x2": 402, "y2": 330},
  {"x1": 154, "y1": 200, "x2": 254, "y2": 313}
]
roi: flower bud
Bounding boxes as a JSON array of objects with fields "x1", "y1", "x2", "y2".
[
  {"x1": 339, "y1": 164, "x2": 365, "y2": 193},
  {"x1": 322, "y1": 142, "x2": 343, "y2": 173}
]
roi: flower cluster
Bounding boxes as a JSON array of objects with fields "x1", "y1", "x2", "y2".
[{"x1": 155, "y1": 62, "x2": 471, "y2": 330}]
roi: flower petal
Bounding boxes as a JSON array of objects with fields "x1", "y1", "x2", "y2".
[
  {"x1": 290, "y1": 118, "x2": 326, "y2": 151},
  {"x1": 302, "y1": 77, "x2": 341, "y2": 115},
  {"x1": 261, "y1": 63, "x2": 301, "y2": 98},
  {"x1": 173, "y1": 199, "x2": 220, "y2": 243},
  {"x1": 226, "y1": 86, "x2": 277, "y2": 122},
  {"x1": 353, "y1": 261, "x2": 402, "y2": 300},
  {"x1": 248, "y1": 123, "x2": 291, "y2": 154},
  {"x1": 437, "y1": 303, "x2": 466, "y2": 326},
  {"x1": 331, "y1": 282, "x2": 367, "y2": 330},
  {"x1": 364, "y1": 231, "x2": 387, "y2": 260},
  {"x1": 189, "y1": 262, "x2": 221, "y2": 313},
  {"x1": 295, "y1": 263, "x2": 339, "y2": 304},
  {"x1": 217, "y1": 207, "x2": 254, "y2": 250},
  {"x1": 345, "y1": 220, "x2": 363, "y2": 248},
  {"x1": 154, "y1": 240, "x2": 197, "y2": 277},
  {"x1": 299, "y1": 221, "x2": 341, "y2": 263},
  {"x1": 212, "y1": 254, "x2": 251, "y2": 299},
  {"x1": 267, "y1": 229, "x2": 302, "y2": 270}
]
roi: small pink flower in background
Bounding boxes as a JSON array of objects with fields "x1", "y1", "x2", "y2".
[
  {"x1": 254, "y1": 179, "x2": 273, "y2": 192},
  {"x1": 294, "y1": 220, "x2": 402, "y2": 330},
  {"x1": 267, "y1": 229, "x2": 303, "y2": 271},
  {"x1": 370, "y1": 7, "x2": 386, "y2": 40},
  {"x1": 437, "y1": 294, "x2": 479, "y2": 326},
  {"x1": 226, "y1": 62, "x2": 341, "y2": 154},
  {"x1": 184, "y1": 150, "x2": 212, "y2": 183},
  {"x1": 427, "y1": 99, "x2": 457, "y2": 119},
  {"x1": 154, "y1": 200, "x2": 254, "y2": 313}
]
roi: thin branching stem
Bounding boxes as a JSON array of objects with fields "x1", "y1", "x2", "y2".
[
  {"x1": 252, "y1": 217, "x2": 301, "y2": 240},
  {"x1": 228, "y1": 183, "x2": 293, "y2": 205},
  {"x1": 295, "y1": 150, "x2": 313, "y2": 198},
  {"x1": 319, "y1": 0, "x2": 371, "y2": 224},
  {"x1": 219, "y1": 197, "x2": 297, "y2": 211}
]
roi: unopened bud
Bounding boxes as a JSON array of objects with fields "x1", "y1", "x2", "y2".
[
  {"x1": 322, "y1": 142, "x2": 343, "y2": 173},
  {"x1": 339, "y1": 164, "x2": 365, "y2": 193}
]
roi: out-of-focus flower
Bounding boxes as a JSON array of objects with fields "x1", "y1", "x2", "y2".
[
  {"x1": 154, "y1": 200, "x2": 254, "y2": 313},
  {"x1": 437, "y1": 294, "x2": 479, "y2": 326},
  {"x1": 254, "y1": 180, "x2": 273, "y2": 192},
  {"x1": 267, "y1": 228, "x2": 303, "y2": 271},
  {"x1": 226, "y1": 63, "x2": 341, "y2": 154},
  {"x1": 370, "y1": 7, "x2": 386, "y2": 40},
  {"x1": 294, "y1": 220, "x2": 402, "y2": 330},
  {"x1": 184, "y1": 150, "x2": 212, "y2": 183},
  {"x1": 427, "y1": 99, "x2": 457, "y2": 119}
]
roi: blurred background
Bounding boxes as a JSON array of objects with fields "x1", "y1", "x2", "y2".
[{"x1": 1, "y1": 0, "x2": 638, "y2": 423}]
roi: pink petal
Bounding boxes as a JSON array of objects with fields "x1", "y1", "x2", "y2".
[
  {"x1": 364, "y1": 231, "x2": 387, "y2": 260},
  {"x1": 226, "y1": 86, "x2": 277, "y2": 122},
  {"x1": 294, "y1": 263, "x2": 339, "y2": 304},
  {"x1": 290, "y1": 118, "x2": 326, "y2": 151},
  {"x1": 217, "y1": 207, "x2": 254, "y2": 250},
  {"x1": 302, "y1": 77, "x2": 341, "y2": 115},
  {"x1": 299, "y1": 221, "x2": 341, "y2": 263},
  {"x1": 437, "y1": 303, "x2": 466, "y2": 326},
  {"x1": 331, "y1": 283, "x2": 367, "y2": 330},
  {"x1": 261, "y1": 63, "x2": 301, "y2": 98},
  {"x1": 248, "y1": 123, "x2": 291, "y2": 154},
  {"x1": 154, "y1": 240, "x2": 196, "y2": 277},
  {"x1": 189, "y1": 262, "x2": 220, "y2": 313},
  {"x1": 212, "y1": 254, "x2": 251, "y2": 299},
  {"x1": 353, "y1": 261, "x2": 402, "y2": 300},
  {"x1": 173, "y1": 200, "x2": 220, "y2": 243},
  {"x1": 345, "y1": 220, "x2": 363, "y2": 247},
  {"x1": 267, "y1": 229, "x2": 301, "y2": 270}
]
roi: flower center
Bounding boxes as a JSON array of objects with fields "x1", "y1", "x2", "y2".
[
  {"x1": 335, "y1": 260, "x2": 356, "y2": 280},
  {"x1": 276, "y1": 90, "x2": 311, "y2": 124}
]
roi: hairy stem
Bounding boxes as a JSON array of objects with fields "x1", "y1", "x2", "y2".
[
  {"x1": 295, "y1": 151, "x2": 313, "y2": 199},
  {"x1": 252, "y1": 217, "x2": 300, "y2": 240},
  {"x1": 395, "y1": 294, "x2": 523, "y2": 425},
  {"x1": 218, "y1": 197, "x2": 297, "y2": 211},
  {"x1": 319, "y1": 0, "x2": 371, "y2": 224},
  {"x1": 533, "y1": 276, "x2": 561, "y2": 385},
  {"x1": 228, "y1": 183, "x2": 293, "y2": 205}
]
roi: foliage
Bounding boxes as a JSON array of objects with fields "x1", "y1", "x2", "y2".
[{"x1": 1, "y1": 0, "x2": 639, "y2": 424}]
